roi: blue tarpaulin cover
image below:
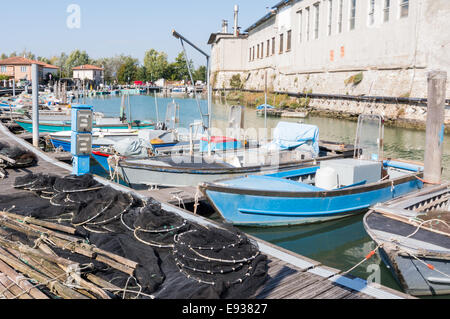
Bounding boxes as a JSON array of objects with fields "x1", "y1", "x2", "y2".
[{"x1": 268, "y1": 122, "x2": 320, "y2": 156}]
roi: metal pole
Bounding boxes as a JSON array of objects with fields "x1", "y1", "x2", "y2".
[
  {"x1": 31, "y1": 64, "x2": 39, "y2": 148},
  {"x1": 264, "y1": 70, "x2": 268, "y2": 131},
  {"x1": 423, "y1": 70, "x2": 447, "y2": 184},
  {"x1": 12, "y1": 79, "x2": 15, "y2": 97},
  {"x1": 207, "y1": 56, "x2": 212, "y2": 156}
]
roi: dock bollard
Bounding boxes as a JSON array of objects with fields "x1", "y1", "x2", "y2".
[{"x1": 71, "y1": 105, "x2": 93, "y2": 176}]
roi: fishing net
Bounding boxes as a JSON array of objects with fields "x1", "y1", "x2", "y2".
[
  {"x1": 0, "y1": 142, "x2": 37, "y2": 169},
  {"x1": 0, "y1": 173, "x2": 269, "y2": 299}
]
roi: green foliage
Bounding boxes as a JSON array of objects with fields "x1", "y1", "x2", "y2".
[
  {"x1": 0, "y1": 74, "x2": 10, "y2": 81},
  {"x1": 230, "y1": 74, "x2": 243, "y2": 89},
  {"x1": 345, "y1": 72, "x2": 364, "y2": 86},
  {"x1": 117, "y1": 56, "x2": 139, "y2": 84},
  {"x1": 143, "y1": 49, "x2": 169, "y2": 81}
]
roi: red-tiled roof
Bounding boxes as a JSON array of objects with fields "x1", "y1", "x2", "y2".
[
  {"x1": 73, "y1": 64, "x2": 104, "y2": 71},
  {"x1": 0, "y1": 56, "x2": 59, "y2": 69}
]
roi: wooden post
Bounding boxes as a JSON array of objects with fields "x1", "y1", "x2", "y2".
[{"x1": 424, "y1": 70, "x2": 447, "y2": 184}]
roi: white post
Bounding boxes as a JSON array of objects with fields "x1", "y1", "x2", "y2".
[
  {"x1": 12, "y1": 79, "x2": 15, "y2": 97},
  {"x1": 32, "y1": 64, "x2": 39, "y2": 147}
]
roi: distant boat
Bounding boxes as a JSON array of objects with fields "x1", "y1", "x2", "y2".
[
  {"x1": 364, "y1": 184, "x2": 450, "y2": 296},
  {"x1": 256, "y1": 104, "x2": 275, "y2": 110}
]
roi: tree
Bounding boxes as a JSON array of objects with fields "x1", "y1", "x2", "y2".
[
  {"x1": 171, "y1": 52, "x2": 194, "y2": 82},
  {"x1": 0, "y1": 53, "x2": 7, "y2": 60},
  {"x1": 193, "y1": 65, "x2": 206, "y2": 83},
  {"x1": 117, "y1": 56, "x2": 139, "y2": 84},
  {"x1": 136, "y1": 66, "x2": 148, "y2": 82},
  {"x1": 143, "y1": 49, "x2": 169, "y2": 82}
]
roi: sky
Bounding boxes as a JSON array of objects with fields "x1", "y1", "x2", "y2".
[{"x1": 1, "y1": 0, "x2": 277, "y2": 67}]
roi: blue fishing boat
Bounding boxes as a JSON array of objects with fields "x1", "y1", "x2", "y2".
[
  {"x1": 199, "y1": 115, "x2": 425, "y2": 227},
  {"x1": 15, "y1": 119, "x2": 155, "y2": 133}
]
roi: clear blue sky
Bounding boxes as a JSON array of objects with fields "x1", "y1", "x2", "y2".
[{"x1": 2, "y1": 0, "x2": 276, "y2": 66}]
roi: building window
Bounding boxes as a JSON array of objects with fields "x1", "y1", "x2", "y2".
[
  {"x1": 349, "y1": 0, "x2": 356, "y2": 30},
  {"x1": 272, "y1": 37, "x2": 276, "y2": 55},
  {"x1": 279, "y1": 33, "x2": 284, "y2": 54},
  {"x1": 257, "y1": 44, "x2": 260, "y2": 59},
  {"x1": 0, "y1": 66, "x2": 6, "y2": 73},
  {"x1": 314, "y1": 3, "x2": 320, "y2": 39},
  {"x1": 368, "y1": 0, "x2": 375, "y2": 25},
  {"x1": 298, "y1": 10, "x2": 303, "y2": 42},
  {"x1": 261, "y1": 42, "x2": 264, "y2": 58},
  {"x1": 286, "y1": 30, "x2": 292, "y2": 51},
  {"x1": 21, "y1": 66, "x2": 27, "y2": 73},
  {"x1": 249, "y1": 48, "x2": 252, "y2": 62},
  {"x1": 400, "y1": 0, "x2": 409, "y2": 18},
  {"x1": 383, "y1": 0, "x2": 390, "y2": 22},
  {"x1": 253, "y1": 46, "x2": 255, "y2": 60},
  {"x1": 306, "y1": 7, "x2": 310, "y2": 41},
  {"x1": 267, "y1": 39, "x2": 270, "y2": 57},
  {"x1": 338, "y1": 0, "x2": 343, "y2": 33},
  {"x1": 328, "y1": 0, "x2": 333, "y2": 36}
]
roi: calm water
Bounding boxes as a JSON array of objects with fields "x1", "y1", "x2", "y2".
[{"x1": 84, "y1": 93, "x2": 450, "y2": 296}]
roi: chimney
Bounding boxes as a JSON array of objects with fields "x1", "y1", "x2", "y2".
[
  {"x1": 234, "y1": 5, "x2": 239, "y2": 36},
  {"x1": 222, "y1": 20, "x2": 229, "y2": 33}
]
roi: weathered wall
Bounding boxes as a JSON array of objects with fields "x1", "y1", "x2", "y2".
[{"x1": 210, "y1": 0, "x2": 450, "y2": 99}]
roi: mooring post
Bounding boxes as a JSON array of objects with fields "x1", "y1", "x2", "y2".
[
  {"x1": 31, "y1": 64, "x2": 39, "y2": 148},
  {"x1": 423, "y1": 70, "x2": 447, "y2": 184}
]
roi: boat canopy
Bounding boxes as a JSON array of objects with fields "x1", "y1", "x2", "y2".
[
  {"x1": 256, "y1": 104, "x2": 275, "y2": 110},
  {"x1": 266, "y1": 122, "x2": 319, "y2": 156}
]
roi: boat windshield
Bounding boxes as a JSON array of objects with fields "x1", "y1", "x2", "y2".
[{"x1": 354, "y1": 114, "x2": 384, "y2": 161}]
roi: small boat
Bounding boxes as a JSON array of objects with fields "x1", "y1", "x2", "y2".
[
  {"x1": 199, "y1": 115, "x2": 424, "y2": 226},
  {"x1": 15, "y1": 118, "x2": 155, "y2": 133},
  {"x1": 47, "y1": 128, "x2": 141, "y2": 152},
  {"x1": 106, "y1": 122, "x2": 342, "y2": 188},
  {"x1": 364, "y1": 183, "x2": 450, "y2": 296}
]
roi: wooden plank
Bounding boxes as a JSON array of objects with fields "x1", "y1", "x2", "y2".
[
  {"x1": 313, "y1": 285, "x2": 354, "y2": 299},
  {"x1": 264, "y1": 273, "x2": 322, "y2": 299},
  {"x1": 287, "y1": 279, "x2": 337, "y2": 299}
]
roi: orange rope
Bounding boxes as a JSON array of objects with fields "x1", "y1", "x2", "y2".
[{"x1": 415, "y1": 176, "x2": 441, "y2": 185}]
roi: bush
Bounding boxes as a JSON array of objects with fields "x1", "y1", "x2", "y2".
[
  {"x1": 345, "y1": 72, "x2": 363, "y2": 86},
  {"x1": 230, "y1": 74, "x2": 243, "y2": 89}
]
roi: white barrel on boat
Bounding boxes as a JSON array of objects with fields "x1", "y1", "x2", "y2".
[{"x1": 315, "y1": 166, "x2": 339, "y2": 190}]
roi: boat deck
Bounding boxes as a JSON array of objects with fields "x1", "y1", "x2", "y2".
[{"x1": 0, "y1": 121, "x2": 413, "y2": 299}]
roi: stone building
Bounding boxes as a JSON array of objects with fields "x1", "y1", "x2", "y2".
[
  {"x1": 208, "y1": 0, "x2": 450, "y2": 99},
  {"x1": 72, "y1": 64, "x2": 104, "y2": 85},
  {"x1": 0, "y1": 57, "x2": 59, "y2": 82}
]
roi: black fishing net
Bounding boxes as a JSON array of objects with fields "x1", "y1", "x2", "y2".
[
  {"x1": 0, "y1": 142, "x2": 37, "y2": 169},
  {"x1": 0, "y1": 173, "x2": 268, "y2": 299}
]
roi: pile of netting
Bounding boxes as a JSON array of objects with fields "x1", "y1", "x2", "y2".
[
  {"x1": 0, "y1": 142, "x2": 37, "y2": 178},
  {"x1": 0, "y1": 173, "x2": 268, "y2": 299}
]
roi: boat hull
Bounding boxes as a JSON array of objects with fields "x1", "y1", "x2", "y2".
[
  {"x1": 364, "y1": 208, "x2": 450, "y2": 296},
  {"x1": 15, "y1": 120, "x2": 154, "y2": 133},
  {"x1": 202, "y1": 176, "x2": 423, "y2": 227}
]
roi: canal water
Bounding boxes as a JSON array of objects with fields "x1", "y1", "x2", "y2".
[{"x1": 84, "y1": 94, "x2": 450, "y2": 296}]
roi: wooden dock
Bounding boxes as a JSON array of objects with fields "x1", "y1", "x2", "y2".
[{"x1": 0, "y1": 122, "x2": 413, "y2": 300}]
